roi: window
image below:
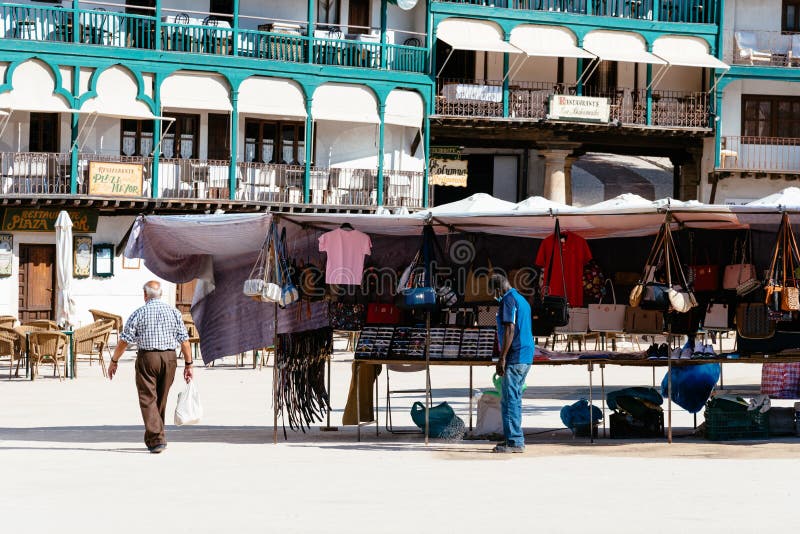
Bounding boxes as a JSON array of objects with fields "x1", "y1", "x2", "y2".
[
  {"x1": 244, "y1": 119, "x2": 305, "y2": 165},
  {"x1": 742, "y1": 95, "x2": 800, "y2": 138},
  {"x1": 210, "y1": 0, "x2": 233, "y2": 23},
  {"x1": 162, "y1": 114, "x2": 199, "y2": 159},
  {"x1": 585, "y1": 61, "x2": 618, "y2": 96},
  {"x1": 783, "y1": 0, "x2": 800, "y2": 33},
  {"x1": 125, "y1": 0, "x2": 154, "y2": 16},
  {"x1": 318, "y1": 0, "x2": 341, "y2": 29},
  {"x1": 29, "y1": 113, "x2": 59, "y2": 152},
  {"x1": 121, "y1": 119, "x2": 154, "y2": 156}
]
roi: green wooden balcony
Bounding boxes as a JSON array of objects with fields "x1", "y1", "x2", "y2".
[
  {"x1": 434, "y1": 0, "x2": 717, "y2": 24},
  {"x1": 0, "y1": 3, "x2": 428, "y2": 74}
]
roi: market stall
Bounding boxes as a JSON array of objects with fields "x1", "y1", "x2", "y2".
[{"x1": 124, "y1": 188, "x2": 800, "y2": 444}]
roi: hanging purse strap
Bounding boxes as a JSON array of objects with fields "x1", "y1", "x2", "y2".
[
  {"x1": 640, "y1": 225, "x2": 666, "y2": 283},
  {"x1": 665, "y1": 225, "x2": 692, "y2": 291},
  {"x1": 545, "y1": 218, "x2": 569, "y2": 299},
  {"x1": 767, "y1": 215, "x2": 786, "y2": 285}
]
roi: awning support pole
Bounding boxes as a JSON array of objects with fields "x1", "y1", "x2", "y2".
[
  {"x1": 646, "y1": 64, "x2": 671, "y2": 92},
  {"x1": 436, "y1": 48, "x2": 454, "y2": 79},
  {"x1": 575, "y1": 58, "x2": 600, "y2": 88}
]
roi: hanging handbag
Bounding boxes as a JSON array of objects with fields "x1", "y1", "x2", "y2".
[
  {"x1": 724, "y1": 233, "x2": 758, "y2": 293},
  {"x1": 464, "y1": 258, "x2": 495, "y2": 303},
  {"x1": 588, "y1": 279, "x2": 627, "y2": 333},
  {"x1": 781, "y1": 217, "x2": 800, "y2": 312},
  {"x1": 623, "y1": 307, "x2": 664, "y2": 334},
  {"x1": 532, "y1": 219, "x2": 570, "y2": 335},
  {"x1": 703, "y1": 302, "x2": 731, "y2": 330},
  {"x1": 260, "y1": 228, "x2": 283, "y2": 304},
  {"x1": 664, "y1": 225, "x2": 698, "y2": 314},
  {"x1": 366, "y1": 303, "x2": 400, "y2": 325},
  {"x1": 244, "y1": 233, "x2": 271, "y2": 299},
  {"x1": 736, "y1": 302, "x2": 775, "y2": 339},
  {"x1": 275, "y1": 228, "x2": 300, "y2": 308},
  {"x1": 631, "y1": 228, "x2": 665, "y2": 309},
  {"x1": 555, "y1": 307, "x2": 589, "y2": 334}
]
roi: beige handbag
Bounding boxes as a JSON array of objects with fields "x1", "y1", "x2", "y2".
[
  {"x1": 464, "y1": 259, "x2": 494, "y2": 303},
  {"x1": 589, "y1": 279, "x2": 626, "y2": 333}
]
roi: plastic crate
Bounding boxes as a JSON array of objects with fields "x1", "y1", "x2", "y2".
[{"x1": 704, "y1": 408, "x2": 769, "y2": 441}]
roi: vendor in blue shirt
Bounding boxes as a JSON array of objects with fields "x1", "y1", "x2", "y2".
[{"x1": 490, "y1": 273, "x2": 534, "y2": 454}]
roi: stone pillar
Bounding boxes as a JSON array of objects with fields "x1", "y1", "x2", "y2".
[
  {"x1": 673, "y1": 149, "x2": 702, "y2": 201},
  {"x1": 542, "y1": 149, "x2": 572, "y2": 204},
  {"x1": 564, "y1": 156, "x2": 576, "y2": 206}
]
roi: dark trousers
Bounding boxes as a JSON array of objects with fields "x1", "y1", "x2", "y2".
[{"x1": 135, "y1": 350, "x2": 177, "y2": 448}]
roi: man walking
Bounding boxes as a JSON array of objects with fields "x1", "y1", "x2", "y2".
[
  {"x1": 108, "y1": 280, "x2": 193, "y2": 454},
  {"x1": 489, "y1": 274, "x2": 534, "y2": 454}
]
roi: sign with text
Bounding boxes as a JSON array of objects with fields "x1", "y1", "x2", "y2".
[
  {"x1": 0, "y1": 208, "x2": 98, "y2": 233},
  {"x1": 548, "y1": 95, "x2": 610, "y2": 123},
  {"x1": 88, "y1": 161, "x2": 144, "y2": 197},
  {"x1": 429, "y1": 158, "x2": 468, "y2": 187}
]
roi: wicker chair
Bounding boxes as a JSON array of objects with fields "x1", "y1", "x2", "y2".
[
  {"x1": 182, "y1": 313, "x2": 201, "y2": 361},
  {"x1": 22, "y1": 319, "x2": 60, "y2": 330},
  {"x1": 28, "y1": 331, "x2": 69, "y2": 380},
  {"x1": 0, "y1": 327, "x2": 22, "y2": 379},
  {"x1": 0, "y1": 316, "x2": 17, "y2": 329},
  {"x1": 89, "y1": 309, "x2": 124, "y2": 345},
  {"x1": 73, "y1": 320, "x2": 114, "y2": 377}
]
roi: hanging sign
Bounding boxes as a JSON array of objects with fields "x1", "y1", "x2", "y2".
[
  {"x1": 0, "y1": 208, "x2": 98, "y2": 233},
  {"x1": 548, "y1": 95, "x2": 610, "y2": 123},
  {"x1": 88, "y1": 161, "x2": 145, "y2": 197},
  {"x1": 429, "y1": 158, "x2": 468, "y2": 187},
  {"x1": 0, "y1": 234, "x2": 11, "y2": 277},
  {"x1": 431, "y1": 146, "x2": 463, "y2": 159}
]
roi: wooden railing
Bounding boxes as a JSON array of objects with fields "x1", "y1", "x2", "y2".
[
  {"x1": 0, "y1": 3, "x2": 427, "y2": 73},
  {"x1": 719, "y1": 137, "x2": 800, "y2": 173},
  {"x1": 434, "y1": 0, "x2": 717, "y2": 24},
  {"x1": 438, "y1": 79, "x2": 710, "y2": 128}
]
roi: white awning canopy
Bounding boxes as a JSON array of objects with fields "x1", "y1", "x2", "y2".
[
  {"x1": 653, "y1": 36, "x2": 730, "y2": 70},
  {"x1": 0, "y1": 59, "x2": 71, "y2": 113},
  {"x1": 583, "y1": 30, "x2": 667, "y2": 65},
  {"x1": 384, "y1": 89, "x2": 424, "y2": 128},
  {"x1": 437, "y1": 18, "x2": 521, "y2": 54},
  {"x1": 510, "y1": 25, "x2": 595, "y2": 59},
  {"x1": 238, "y1": 77, "x2": 307, "y2": 119},
  {"x1": 80, "y1": 66, "x2": 156, "y2": 120},
  {"x1": 312, "y1": 83, "x2": 379, "y2": 124},
  {"x1": 161, "y1": 72, "x2": 232, "y2": 112}
]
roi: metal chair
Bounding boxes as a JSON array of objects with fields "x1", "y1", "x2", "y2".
[
  {"x1": 28, "y1": 331, "x2": 69, "y2": 381},
  {"x1": 385, "y1": 364, "x2": 432, "y2": 434}
]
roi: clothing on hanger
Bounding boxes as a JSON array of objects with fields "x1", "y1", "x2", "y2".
[
  {"x1": 319, "y1": 227, "x2": 372, "y2": 285},
  {"x1": 535, "y1": 230, "x2": 592, "y2": 307}
]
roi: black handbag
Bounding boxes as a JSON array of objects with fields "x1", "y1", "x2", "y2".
[
  {"x1": 640, "y1": 282, "x2": 670, "y2": 311},
  {"x1": 532, "y1": 219, "x2": 570, "y2": 336}
]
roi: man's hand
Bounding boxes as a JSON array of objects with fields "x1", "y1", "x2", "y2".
[
  {"x1": 184, "y1": 364, "x2": 193, "y2": 383},
  {"x1": 108, "y1": 360, "x2": 118, "y2": 381},
  {"x1": 495, "y1": 359, "x2": 505, "y2": 377}
]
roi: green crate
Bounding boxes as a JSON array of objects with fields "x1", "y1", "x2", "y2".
[{"x1": 704, "y1": 408, "x2": 769, "y2": 441}]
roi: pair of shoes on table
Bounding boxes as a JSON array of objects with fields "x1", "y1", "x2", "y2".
[
  {"x1": 647, "y1": 343, "x2": 669, "y2": 360},
  {"x1": 690, "y1": 344, "x2": 717, "y2": 359},
  {"x1": 492, "y1": 443, "x2": 525, "y2": 454},
  {"x1": 148, "y1": 443, "x2": 167, "y2": 454}
]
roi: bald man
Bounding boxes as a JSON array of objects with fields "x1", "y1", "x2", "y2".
[{"x1": 109, "y1": 281, "x2": 193, "y2": 454}]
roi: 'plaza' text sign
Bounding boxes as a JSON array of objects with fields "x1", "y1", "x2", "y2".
[
  {"x1": 548, "y1": 95, "x2": 610, "y2": 123},
  {"x1": 88, "y1": 161, "x2": 145, "y2": 197},
  {"x1": 1, "y1": 208, "x2": 98, "y2": 232}
]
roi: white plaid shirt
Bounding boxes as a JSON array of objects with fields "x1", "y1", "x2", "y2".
[{"x1": 120, "y1": 298, "x2": 189, "y2": 351}]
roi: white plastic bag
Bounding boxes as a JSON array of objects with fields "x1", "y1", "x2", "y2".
[
  {"x1": 174, "y1": 380, "x2": 203, "y2": 426},
  {"x1": 474, "y1": 393, "x2": 503, "y2": 437}
]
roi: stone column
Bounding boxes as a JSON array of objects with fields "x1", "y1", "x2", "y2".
[
  {"x1": 542, "y1": 149, "x2": 572, "y2": 204},
  {"x1": 564, "y1": 156, "x2": 576, "y2": 206}
]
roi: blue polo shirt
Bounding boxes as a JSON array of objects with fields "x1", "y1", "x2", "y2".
[{"x1": 496, "y1": 288, "x2": 534, "y2": 365}]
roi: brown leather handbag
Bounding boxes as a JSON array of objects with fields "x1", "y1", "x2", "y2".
[{"x1": 464, "y1": 259, "x2": 494, "y2": 303}]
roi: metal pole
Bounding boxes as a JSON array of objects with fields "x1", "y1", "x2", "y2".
[
  {"x1": 425, "y1": 311, "x2": 431, "y2": 446},
  {"x1": 321, "y1": 352, "x2": 338, "y2": 431},
  {"x1": 600, "y1": 363, "x2": 606, "y2": 438},
  {"x1": 588, "y1": 361, "x2": 594, "y2": 444},
  {"x1": 356, "y1": 361, "x2": 362, "y2": 442},
  {"x1": 273, "y1": 302, "x2": 279, "y2": 445},
  {"x1": 469, "y1": 365, "x2": 473, "y2": 431}
]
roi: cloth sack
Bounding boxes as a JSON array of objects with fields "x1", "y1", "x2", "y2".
[
  {"x1": 761, "y1": 362, "x2": 800, "y2": 399},
  {"x1": 560, "y1": 399, "x2": 602, "y2": 431},
  {"x1": 410, "y1": 401, "x2": 465, "y2": 440},
  {"x1": 174, "y1": 380, "x2": 203, "y2": 426},
  {"x1": 661, "y1": 364, "x2": 720, "y2": 414},
  {"x1": 588, "y1": 279, "x2": 626, "y2": 332},
  {"x1": 474, "y1": 393, "x2": 504, "y2": 437}
]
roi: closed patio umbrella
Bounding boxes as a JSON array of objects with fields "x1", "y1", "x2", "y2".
[{"x1": 55, "y1": 211, "x2": 78, "y2": 328}]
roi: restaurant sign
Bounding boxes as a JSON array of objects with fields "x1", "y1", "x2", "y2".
[
  {"x1": 0, "y1": 208, "x2": 98, "y2": 233},
  {"x1": 88, "y1": 161, "x2": 145, "y2": 197},
  {"x1": 548, "y1": 95, "x2": 610, "y2": 123},
  {"x1": 429, "y1": 158, "x2": 468, "y2": 187}
]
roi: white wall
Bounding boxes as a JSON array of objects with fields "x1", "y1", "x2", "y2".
[
  {"x1": 654, "y1": 66, "x2": 703, "y2": 92},
  {"x1": 0, "y1": 216, "x2": 176, "y2": 325},
  {"x1": 315, "y1": 120, "x2": 378, "y2": 168},
  {"x1": 712, "y1": 176, "x2": 790, "y2": 205}
]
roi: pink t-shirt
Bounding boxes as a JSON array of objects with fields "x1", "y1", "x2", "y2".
[{"x1": 319, "y1": 228, "x2": 372, "y2": 285}]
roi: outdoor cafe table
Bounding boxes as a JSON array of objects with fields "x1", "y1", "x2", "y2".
[
  {"x1": 352, "y1": 354, "x2": 800, "y2": 444},
  {"x1": 24, "y1": 330, "x2": 75, "y2": 381}
]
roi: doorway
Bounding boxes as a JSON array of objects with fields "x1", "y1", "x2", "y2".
[
  {"x1": 348, "y1": 0, "x2": 370, "y2": 34},
  {"x1": 176, "y1": 279, "x2": 198, "y2": 314},
  {"x1": 18, "y1": 244, "x2": 56, "y2": 321}
]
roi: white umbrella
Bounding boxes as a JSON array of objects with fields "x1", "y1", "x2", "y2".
[{"x1": 55, "y1": 211, "x2": 78, "y2": 328}]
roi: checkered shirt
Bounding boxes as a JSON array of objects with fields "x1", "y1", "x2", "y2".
[
  {"x1": 761, "y1": 362, "x2": 800, "y2": 399},
  {"x1": 120, "y1": 298, "x2": 189, "y2": 351}
]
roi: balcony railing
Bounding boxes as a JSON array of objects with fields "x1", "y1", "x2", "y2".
[
  {"x1": 434, "y1": 0, "x2": 717, "y2": 24},
  {"x1": 727, "y1": 31, "x2": 800, "y2": 68},
  {"x1": 719, "y1": 137, "x2": 800, "y2": 173},
  {"x1": 1, "y1": 153, "x2": 424, "y2": 208},
  {"x1": 0, "y1": 152, "x2": 70, "y2": 194},
  {"x1": 438, "y1": 79, "x2": 710, "y2": 128},
  {"x1": 0, "y1": 3, "x2": 428, "y2": 73}
]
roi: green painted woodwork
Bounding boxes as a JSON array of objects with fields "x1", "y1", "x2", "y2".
[
  {"x1": 229, "y1": 89, "x2": 239, "y2": 201},
  {"x1": 377, "y1": 103, "x2": 387, "y2": 206}
]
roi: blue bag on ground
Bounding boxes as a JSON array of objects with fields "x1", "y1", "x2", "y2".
[
  {"x1": 560, "y1": 399, "x2": 603, "y2": 430},
  {"x1": 410, "y1": 401, "x2": 465, "y2": 439},
  {"x1": 661, "y1": 364, "x2": 721, "y2": 414}
]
